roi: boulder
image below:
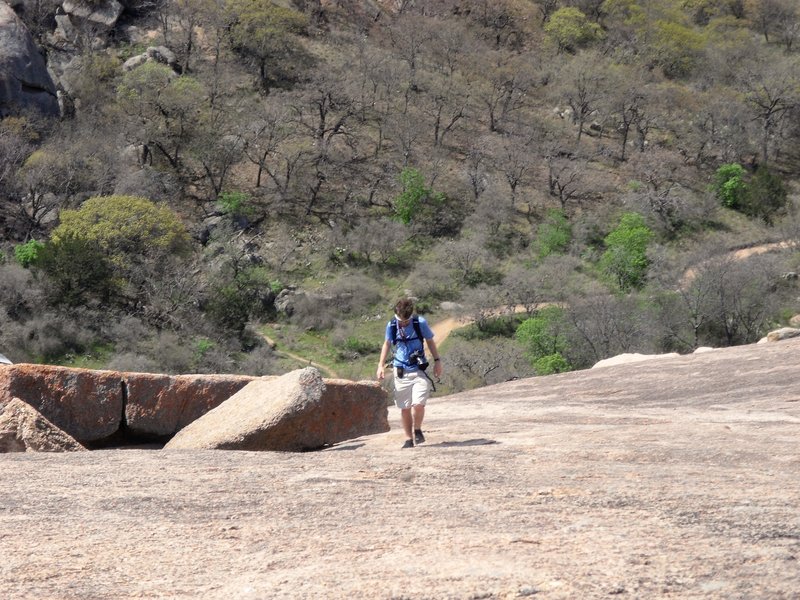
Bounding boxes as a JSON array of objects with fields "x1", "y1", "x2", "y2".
[
  {"x1": 124, "y1": 373, "x2": 262, "y2": 438},
  {"x1": 0, "y1": 2, "x2": 59, "y2": 117},
  {"x1": 0, "y1": 364, "x2": 123, "y2": 443},
  {"x1": 789, "y1": 314, "x2": 800, "y2": 328},
  {"x1": 165, "y1": 368, "x2": 390, "y2": 451},
  {"x1": 592, "y1": 352, "x2": 680, "y2": 369},
  {"x1": 766, "y1": 327, "x2": 800, "y2": 343},
  {"x1": 0, "y1": 398, "x2": 86, "y2": 452},
  {"x1": 122, "y1": 53, "x2": 148, "y2": 72},
  {"x1": 62, "y1": 0, "x2": 123, "y2": 29}
]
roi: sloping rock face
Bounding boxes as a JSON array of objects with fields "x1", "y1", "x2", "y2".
[
  {"x1": 124, "y1": 373, "x2": 261, "y2": 438},
  {"x1": 0, "y1": 397, "x2": 86, "y2": 452},
  {"x1": 165, "y1": 368, "x2": 390, "y2": 451},
  {"x1": 0, "y1": 2, "x2": 59, "y2": 117},
  {"x1": 0, "y1": 364, "x2": 122, "y2": 443}
]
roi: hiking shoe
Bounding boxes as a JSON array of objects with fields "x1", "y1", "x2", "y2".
[
  {"x1": 402, "y1": 439, "x2": 414, "y2": 449},
  {"x1": 414, "y1": 429, "x2": 425, "y2": 444}
]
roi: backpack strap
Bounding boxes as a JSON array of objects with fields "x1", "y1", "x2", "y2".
[{"x1": 390, "y1": 315, "x2": 425, "y2": 346}]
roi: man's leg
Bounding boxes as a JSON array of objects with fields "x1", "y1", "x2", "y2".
[
  {"x1": 413, "y1": 404, "x2": 425, "y2": 431},
  {"x1": 401, "y1": 407, "x2": 413, "y2": 441}
]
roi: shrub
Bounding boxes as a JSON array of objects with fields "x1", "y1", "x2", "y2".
[
  {"x1": 13, "y1": 240, "x2": 44, "y2": 267},
  {"x1": 535, "y1": 209, "x2": 572, "y2": 259},
  {"x1": 598, "y1": 212, "x2": 653, "y2": 292},
  {"x1": 714, "y1": 163, "x2": 746, "y2": 209},
  {"x1": 515, "y1": 305, "x2": 573, "y2": 374},
  {"x1": 742, "y1": 166, "x2": 787, "y2": 225}
]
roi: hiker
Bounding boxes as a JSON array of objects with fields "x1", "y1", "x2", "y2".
[{"x1": 376, "y1": 297, "x2": 443, "y2": 448}]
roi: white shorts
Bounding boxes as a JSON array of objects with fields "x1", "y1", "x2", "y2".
[{"x1": 393, "y1": 371, "x2": 430, "y2": 409}]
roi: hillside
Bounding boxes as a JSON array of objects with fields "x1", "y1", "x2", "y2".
[
  {"x1": 2, "y1": 0, "x2": 800, "y2": 391},
  {"x1": 1, "y1": 338, "x2": 799, "y2": 598}
]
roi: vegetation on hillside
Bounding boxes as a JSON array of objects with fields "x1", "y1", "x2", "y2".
[{"x1": 2, "y1": 0, "x2": 800, "y2": 389}]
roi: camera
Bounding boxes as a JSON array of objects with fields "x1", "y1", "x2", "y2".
[{"x1": 409, "y1": 350, "x2": 429, "y2": 371}]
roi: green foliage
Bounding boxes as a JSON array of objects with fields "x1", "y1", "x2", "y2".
[
  {"x1": 532, "y1": 352, "x2": 572, "y2": 376},
  {"x1": 515, "y1": 306, "x2": 572, "y2": 374},
  {"x1": 742, "y1": 166, "x2": 787, "y2": 226},
  {"x1": 598, "y1": 212, "x2": 653, "y2": 292},
  {"x1": 714, "y1": 163, "x2": 746, "y2": 209},
  {"x1": 14, "y1": 240, "x2": 44, "y2": 267},
  {"x1": 535, "y1": 209, "x2": 572, "y2": 259},
  {"x1": 206, "y1": 265, "x2": 274, "y2": 333},
  {"x1": 41, "y1": 196, "x2": 189, "y2": 304},
  {"x1": 544, "y1": 7, "x2": 603, "y2": 52},
  {"x1": 393, "y1": 168, "x2": 446, "y2": 226},
  {"x1": 648, "y1": 20, "x2": 705, "y2": 78},
  {"x1": 226, "y1": 0, "x2": 309, "y2": 89}
]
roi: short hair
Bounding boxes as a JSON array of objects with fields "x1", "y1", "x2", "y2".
[{"x1": 394, "y1": 297, "x2": 414, "y2": 319}]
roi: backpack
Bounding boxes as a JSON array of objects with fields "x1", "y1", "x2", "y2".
[{"x1": 389, "y1": 315, "x2": 424, "y2": 347}]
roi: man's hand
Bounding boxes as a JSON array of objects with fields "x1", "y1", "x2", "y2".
[
  {"x1": 376, "y1": 365, "x2": 385, "y2": 380},
  {"x1": 433, "y1": 360, "x2": 443, "y2": 379}
]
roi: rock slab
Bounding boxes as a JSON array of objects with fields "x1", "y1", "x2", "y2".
[
  {"x1": 0, "y1": 364, "x2": 122, "y2": 443},
  {"x1": 124, "y1": 373, "x2": 261, "y2": 438},
  {"x1": 0, "y1": 398, "x2": 86, "y2": 452},
  {"x1": 165, "y1": 368, "x2": 389, "y2": 451}
]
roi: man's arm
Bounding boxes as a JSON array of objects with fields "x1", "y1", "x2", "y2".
[
  {"x1": 426, "y1": 337, "x2": 443, "y2": 378},
  {"x1": 376, "y1": 339, "x2": 391, "y2": 380}
]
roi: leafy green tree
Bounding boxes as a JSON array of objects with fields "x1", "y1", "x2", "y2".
[
  {"x1": 393, "y1": 167, "x2": 446, "y2": 226},
  {"x1": 713, "y1": 163, "x2": 746, "y2": 209},
  {"x1": 598, "y1": 212, "x2": 653, "y2": 292},
  {"x1": 117, "y1": 62, "x2": 208, "y2": 170},
  {"x1": 742, "y1": 165, "x2": 787, "y2": 225},
  {"x1": 225, "y1": 0, "x2": 309, "y2": 91},
  {"x1": 515, "y1": 305, "x2": 573, "y2": 375},
  {"x1": 544, "y1": 7, "x2": 603, "y2": 52},
  {"x1": 535, "y1": 209, "x2": 572, "y2": 258},
  {"x1": 40, "y1": 195, "x2": 190, "y2": 305},
  {"x1": 648, "y1": 20, "x2": 706, "y2": 78}
]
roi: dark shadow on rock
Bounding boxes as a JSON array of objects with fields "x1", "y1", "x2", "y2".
[{"x1": 429, "y1": 438, "x2": 498, "y2": 448}]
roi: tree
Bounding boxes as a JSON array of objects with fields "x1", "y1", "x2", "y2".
[
  {"x1": 535, "y1": 209, "x2": 572, "y2": 258},
  {"x1": 393, "y1": 167, "x2": 445, "y2": 226},
  {"x1": 599, "y1": 212, "x2": 654, "y2": 292},
  {"x1": 515, "y1": 305, "x2": 573, "y2": 374},
  {"x1": 39, "y1": 196, "x2": 190, "y2": 305},
  {"x1": 544, "y1": 7, "x2": 603, "y2": 53},
  {"x1": 742, "y1": 166, "x2": 787, "y2": 225},
  {"x1": 225, "y1": 0, "x2": 309, "y2": 91}
]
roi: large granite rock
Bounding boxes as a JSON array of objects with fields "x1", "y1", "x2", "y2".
[
  {"x1": 0, "y1": 397, "x2": 86, "y2": 452},
  {"x1": 0, "y1": 2, "x2": 59, "y2": 117},
  {"x1": 124, "y1": 372, "x2": 262, "y2": 438},
  {"x1": 0, "y1": 364, "x2": 123, "y2": 443},
  {"x1": 165, "y1": 368, "x2": 390, "y2": 451}
]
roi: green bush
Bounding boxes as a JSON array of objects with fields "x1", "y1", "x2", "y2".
[
  {"x1": 515, "y1": 306, "x2": 572, "y2": 374},
  {"x1": 14, "y1": 240, "x2": 44, "y2": 267},
  {"x1": 742, "y1": 166, "x2": 787, "y2": 225},
  {"x1": 535, "y1": 209, "x2": 572, "y2": 259},
  {"x1": 393, "y1": 167, "x2": 446, "y2": 226},
  {"x1": 714, "y1": 163, "x2": 746, "y2": 209},
  {"x1": 598, "y1": 212, "x2": 653, "y2": 292}
]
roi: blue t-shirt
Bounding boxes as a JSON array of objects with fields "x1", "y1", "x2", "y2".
[{"x1": 386, "y1": 316, "x2": 434, "y2": 371}]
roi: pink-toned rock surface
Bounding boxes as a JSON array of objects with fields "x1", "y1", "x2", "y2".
[
  {"x1": 165, "y1": 368, "x2": 389, "y2": 451},
  {"x1": 0, "y1": 364, "x2": 122, "y2": 443},
  {"x1": 1, "y1": 340, "x2": 799, "y2": 598},
  {"x1": 124, "y1": 373, "x2": 262, "y2": 437},
  {"x1": 0, "y1": 398, "x2": 86, "y2": 452}
]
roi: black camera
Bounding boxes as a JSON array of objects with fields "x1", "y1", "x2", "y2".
[{"x1": 409, "y1": 350, "x2": 429, "y2": 371}]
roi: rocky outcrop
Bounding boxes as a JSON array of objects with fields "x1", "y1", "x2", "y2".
[
  {"x1": 0, "y1": 397, "x2": 86, "y2": 452},
  {"x1": 592, "y1": 352, "x2": 680, "y2": 369},
  {"x1": 0, "y1": 364, "x2": 123, "y2": 443},
  {"x1": 765, "y1": 327, "x2": 800, "y2": 343},
  {"x1": 165, "y1": 368, "x2": 390, "y2": 451},
  {"x1": 0, "y1": 2, "x2": 59, "y2": 117},
  {"x1": 62, "y1": 0, "x2": 123, "y2": 30},
  {"x1": 124, "y1": 372, "x2": 262, "y2": 438}
]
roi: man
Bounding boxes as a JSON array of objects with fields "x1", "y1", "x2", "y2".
[{"x1": 376, "y1": 297, "x2": 443, "y2": 448}]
